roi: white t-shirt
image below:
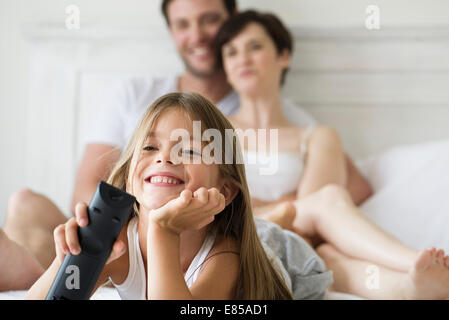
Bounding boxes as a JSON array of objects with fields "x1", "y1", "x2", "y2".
[{"x1": 85, "y1": 74, "x2": 317, "y2": 150}]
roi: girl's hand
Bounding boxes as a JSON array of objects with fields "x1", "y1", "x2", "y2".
[
  {"x1": 149, "y1": 187, "x2": 226, "y2": 234},
  {"x1": 53, "y1": 202, "x2": 126, "y2": 265}
]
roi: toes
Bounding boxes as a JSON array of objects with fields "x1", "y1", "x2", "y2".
[
  {"x1": 436, "y1": 249, "x2": 445, "y2": 264},
  {"x1": 445, "y1": 256, "x2": 449, "y2": 268}
]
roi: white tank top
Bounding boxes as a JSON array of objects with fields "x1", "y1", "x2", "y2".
[
  {"x1": 243, "y1": 126, "x2": 314, "y2": 201},
  {"x1": 110, "y1": 217, "x2": 216, "y2": 300}
]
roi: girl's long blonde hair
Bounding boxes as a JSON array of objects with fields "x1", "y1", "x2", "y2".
[{"x1": 107, "y1": 92, "x2": 293, "y2": 299}]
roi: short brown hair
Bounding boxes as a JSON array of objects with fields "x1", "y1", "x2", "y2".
[
  {"x1": 214, "y1": 10, "x2": 293, "y2": 85},
  {"x1": 161, "y1": 0, "x2": 237, "y2": 25}
]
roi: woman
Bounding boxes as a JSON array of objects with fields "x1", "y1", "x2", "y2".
[
  {"x1": 214, "y1": 11, "x2": 348, "y2": 232},
  {"x1": 214, "y1": 10, "x2": 449, "y2": 299}
]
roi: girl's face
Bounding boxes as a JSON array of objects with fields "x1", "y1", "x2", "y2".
[
  {"x1": 132, "y1": 108, "x2": 223, "y2": 212},
  {"x1": 221, "y1": 22, "x2": 290, "y2": 96}
]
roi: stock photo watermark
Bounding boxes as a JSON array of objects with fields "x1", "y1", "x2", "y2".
[
  {"x1": 365, "y1": 5, "x2": 380, "y2": 30},
  {"x1": 365, "y1": 264, "x2": 380, "y2": 290},
  {"x1": 65, "y1": 5, "x2": 81, "y2": 30},
  {"x1": 65, "y1": 265, "x2": 80, "y2": 290},
  {"x1": 164, "y1": 121, "x2": 279, "y2": 175}
]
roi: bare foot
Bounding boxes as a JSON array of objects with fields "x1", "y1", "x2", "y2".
[
  {"x1": 0, "y1": 228, "x2": 44, "y2": 291},
  {"x1": 260, "y1": 201, "x2": 296, "y2": 230},
  {"x1": 292, "y1": 184, "x2": 353, "y2": 233},
  {"x1": 402, "y1": 248, "x2": 449, "y2": 299}
]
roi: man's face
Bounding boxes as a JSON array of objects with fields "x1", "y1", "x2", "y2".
[{"x1": 167, "y1": 0, "x2": 230, "y2": 78}]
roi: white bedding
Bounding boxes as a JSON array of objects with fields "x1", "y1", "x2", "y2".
[
  {"x1": 359, "y1": 139, "x2": 449, "y2": 251},
  {"x1": 0, "y1": 287, "x2": 361, "y2": 300},
  {"x1": 0, "y1": 287, "x2": 121, "y2": 300},
  {"x1": 2, "y1": 139, "x2": 448, "y2": 300}
]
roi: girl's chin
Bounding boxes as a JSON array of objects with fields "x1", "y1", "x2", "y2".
[{"x1": 139, "y1": 194, "x2": 179, "y2": 212}]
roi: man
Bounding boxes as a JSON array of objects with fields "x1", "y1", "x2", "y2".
[{"x1": 1, "y1": 0, "x2": 372, "y2": 291}]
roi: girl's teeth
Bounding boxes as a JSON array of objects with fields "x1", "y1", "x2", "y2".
[{"x1": 150, "y1": 176, "x2": 181, "y2": 184}]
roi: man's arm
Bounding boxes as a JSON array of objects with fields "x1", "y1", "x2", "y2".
[
  {"x1": 70, "y1": 144, "x2": 121, "y2": 215},
  {"x1": 344, "y1": 154, "x2": 373, "y2": 206}
]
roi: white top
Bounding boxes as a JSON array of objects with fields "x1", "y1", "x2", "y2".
[
  {"x1": 84, "y1": 74, "x2": 316, "y2": 151},
  {"x1": 244, "y1": 126, "x2": 315, "y2": 201},
  {"x1": 110, "y1": 217, "x2": 217, "y2": 300},
  {"x1": 85, "y1": 74, "x2": 239, "y2": 150}
]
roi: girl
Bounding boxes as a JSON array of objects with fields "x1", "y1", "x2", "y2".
[
  {"x1": 214, "y1": 10, "x2": 449, "y2": 299},
  {"x1": 26, "y1": 92, "x2": 295, "y2": 299}
]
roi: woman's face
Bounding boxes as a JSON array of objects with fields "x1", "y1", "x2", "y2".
[
  {"x1": 221, "y1": 22, "x2": 290, "y2": 96},
  {"x1": 131, "y1": 108, "x2": 223, "y2": 213}
]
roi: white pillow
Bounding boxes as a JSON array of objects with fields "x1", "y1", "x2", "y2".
[
  {"x1": 359, "y1": 139, "x2": 449, "y2": 251},
  {"x1": 358, "y1": 139, "x2": 449, "y2": 192}
]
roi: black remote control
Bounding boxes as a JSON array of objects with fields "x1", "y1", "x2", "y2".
[{"x1": 45, "y1": 181, "x2": 135, "y2": 300}]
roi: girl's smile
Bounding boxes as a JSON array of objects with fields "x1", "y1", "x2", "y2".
[{"x1": 145, "y1": 171, "x2": 185, "y2": 187}]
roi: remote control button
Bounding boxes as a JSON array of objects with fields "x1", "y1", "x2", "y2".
[{"x1": 112, "y1": 217, "x2": 120, "y2": 223}]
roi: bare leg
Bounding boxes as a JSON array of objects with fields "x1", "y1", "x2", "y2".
[
  {"x1": 3, "y1": 189, "x2": 68, "y2": 269},
  {"x1": 317, "y1": 243, "x2": 405, "y2": 299},
  {"x1": 317, "y1": 243, "x2": 449, "y2": 300},
  {"x1": 0, "y1": 228, "x2": 44, "y2": 291},
  {"x1": 293, "y1": 184, "x2": 418, "y2": 272}
]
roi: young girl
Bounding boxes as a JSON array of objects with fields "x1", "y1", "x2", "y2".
[
  {"x1": 26, "y1": 92, "x2": 296, "y2": 300},
  {"x1": 214, "y1": 10, "x2": 449, "y2": 299}
]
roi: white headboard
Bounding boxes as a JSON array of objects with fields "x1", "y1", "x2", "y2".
[{"x1": 22, "y1": 24, "x2": 449, "y2": 214}]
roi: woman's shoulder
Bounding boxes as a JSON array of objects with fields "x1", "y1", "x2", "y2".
[
  {"x1": 308, "y1": 125, "x2": 341, "y2": 145},
  {"x1": 275, "y1": 125, "x2": 311, "y2": 152},
  {"x1": 227, "y1": 115, "x2": 246, "y2": 131},
  {"x1": 303, "y1": 125, "x2": 343, "y2": 157}
]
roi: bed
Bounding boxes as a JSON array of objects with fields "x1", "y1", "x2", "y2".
[{"x1": 2, "y1": 138, "x2": 449, "y2": 300}]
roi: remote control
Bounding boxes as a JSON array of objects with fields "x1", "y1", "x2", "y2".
[{"x1": 46, "y1": 181, "x2": 135, "y2": 300}]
